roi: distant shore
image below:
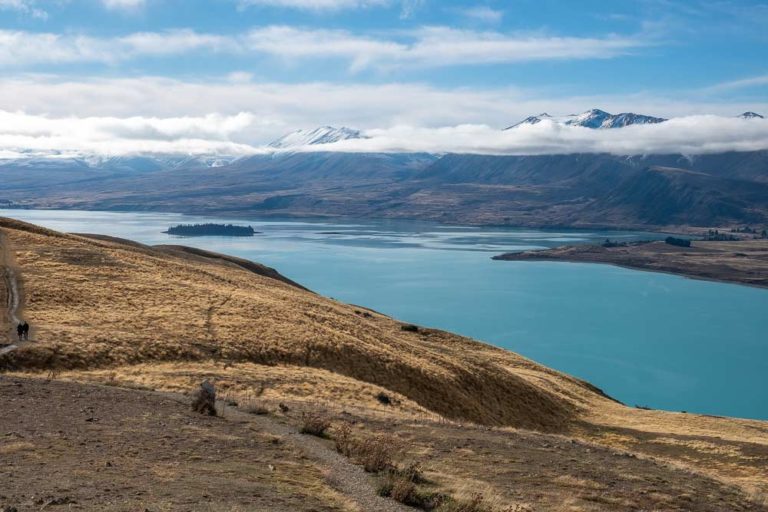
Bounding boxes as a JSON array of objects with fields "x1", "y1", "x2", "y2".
[{"x1": 493, "y1": 239, "x2": 768, "y2": 289}]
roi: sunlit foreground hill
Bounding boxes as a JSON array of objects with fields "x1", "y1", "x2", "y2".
[{"x1": 1, "y1": 217, "x2": 767, "y2": 512}]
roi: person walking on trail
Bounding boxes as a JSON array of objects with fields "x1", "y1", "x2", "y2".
[
  {"x1": 16, "y1": 323, "x2": 23, "y2": 342},
  {"x1": 22, "y1": 321, "x2": 29, "y2": 341}
]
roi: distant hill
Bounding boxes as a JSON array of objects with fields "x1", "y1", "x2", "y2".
[{"x1": 1, "y1": 114, "x2": 767, "y2": 229}]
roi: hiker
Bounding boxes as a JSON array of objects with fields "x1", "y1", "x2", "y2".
[
  {"x1": 16, "y1": 323, "x2": 23, "y2": 342},
  {"x1": 22, "y1": 321, "x2": 29, "y2": 341}
]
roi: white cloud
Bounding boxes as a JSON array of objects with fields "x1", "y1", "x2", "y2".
[
  {"x1": 227, "y1": 71, "x2": 255, "y2": 83},
  {"x1": 459, "y1": 6, "x2": 504, "y2": 24},
  {"x1": 238, "y1": 0, "x2": 387, "y2": 9},
  {"x1": 315, "y1": 116, "x2": 768, "y2": 156},
  {"x1": 0, "y1": 29, "x2": 231, "y2": 66},
  {"x1": 704, "y1": 74, "x2": 768, "y2": 93},
  {"x1": 0, "y1": 26, "x2": 647, "y2": 70},
  {"x1": 1, "y1": 75, "x2": 765, "y2": 137},
  {"x1": 102, "y1": 0, "x2": 146, "y2": 10},
  {"x1": 0, "y1": 110, "x2": 267, "y2": 157},
  {"x1": 399, "y1": 0, "x2": 423, "y2": 19},
  {"x1": 0, "y1": 106, "x2": 765, "y2": 159},
  {"x1": 243, "y1": 26, "x2": 404, "y2": 71},
  {"x1": 0, "y1": 0, "x2": 47, "y2": 19}
]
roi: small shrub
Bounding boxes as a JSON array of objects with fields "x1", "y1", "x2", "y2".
[
  {"x1": 355, "y1": 434, "x2": 399, "y2": 473},
  {"x1": 334, "y1": 422, "x2": 354, "y2": 457},
  {"x1": 278, "y1": 402, "x2": 290, "y2": 414},
  {"x1": 377, "y1": 479, "x2": 394, "y2": 497},
  {"x1": 401, "y1": 324, "x2": 420, "y2": 332},
  {"x1": 376, "y1": 391, "x2": 392, "y2": 405},
  {"x1": 378, "y1": 468, "x2": 446, "y2": 510},
  {"x1": 391, "y1": 478, "x2": 418, "y2": 504},
  {"x1": 242, "y1": 402, "x2": 270, "y2": 415},
  {"x1": 436, "y1": 493, "x2": 492, "y2": 512},
  {"x1": 397, "y1": 463, "x2": 427, "y2": 484},
  {"x1": 191, "y1": 381, "x2": 217, "y2": 416},
  {"x1": 300, "y1": 411, "x2": 331, "y2": 437}
]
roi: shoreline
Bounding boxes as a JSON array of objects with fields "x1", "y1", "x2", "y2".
[
  {"x1": 0, "y1": 204, "x2": 715, "y2": 235},
  {"x1": 493, "y1": 240, "x2": 768, "y2": 290}
]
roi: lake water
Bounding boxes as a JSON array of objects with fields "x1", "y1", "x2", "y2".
[{"x1": 3, "y1": 208, "x2": 767, "y2": 420}]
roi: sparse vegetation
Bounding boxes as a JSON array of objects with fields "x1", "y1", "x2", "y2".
[
  {"x1": 401, "y1": 324, "x2": 420, "y2": 332},
  {"x1": 242, "y1": 402, "x2": 270, "y2": 415},
  {"x1": 333, "y1": 422, "x2": 354, "y2": 457},
  {"x1": 376, "y1": 391, "x2": 392, "y2": 405},
  {"x1": 331, "y1": 423, "x2": 400, "y2": 473},
  {"x1": 665, "y1": 236, "x2": 691, "y2": 247},
  {"x1": 355, "y1": 433, "x2": 399, "y2": 472},
  {"x1": 300, "y1": 411, "x2": 331, "y2": 437},
  {"x1": 701, "y1": 229, "x2": 738, "y2": 242},
  {"x1": 602, "y1": 238, "x2": 627, "y2": 248},
  {"x1": 191, "y1": 382, "x2": 217, "y2": 416}
]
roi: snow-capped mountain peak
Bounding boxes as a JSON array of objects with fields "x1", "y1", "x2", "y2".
[
  {"x1": 504, "y1": 113, "x2": 553, "y2": 130},
  {"x1": 506, "y1": 109, "x2": 667, "y2": 130},
  {"x1": 739, "y1": 112, "x2": 764, "y2": 119},
  {"x1": 269, "y1": 126, "x2": 366, "y2": 149},
  {"x1": 564, "y1": 108, "x2": 613, "y2": 128}
]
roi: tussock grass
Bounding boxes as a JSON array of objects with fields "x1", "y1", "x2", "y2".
[
  {"x1": 332, "y1": 422, "x2": 401, "y2": 473},
  {"x1": 300, "y1": 411, "x2": 332, "y2": 437},
  {"x1": 191, "y1": 384, "x2": 216, "y2": 416}
]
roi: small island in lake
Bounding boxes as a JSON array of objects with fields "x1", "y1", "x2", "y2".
[{"x1": 164, "y1": 223, "x2": 258, "y2": 237}]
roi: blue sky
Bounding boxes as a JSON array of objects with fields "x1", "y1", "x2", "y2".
[
  {"x1": 0, "y1": 0, "x2": 766, "y2": 153},
  {"x1": 2, "y1": 0, "x2": 766, "y2": 95}
]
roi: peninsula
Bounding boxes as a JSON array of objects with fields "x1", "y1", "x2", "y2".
[{"x1": 493, "y1": 239, "x2": 768, "y2": 288}]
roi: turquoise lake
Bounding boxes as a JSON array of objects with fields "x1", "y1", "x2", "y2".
[{"x1": 2, "y1": 208, "x2": 767, "y2": 420}]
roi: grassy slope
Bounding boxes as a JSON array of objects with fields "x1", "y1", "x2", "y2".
[{"x1": 1, "y1": 217, "x2": 767, "y2": 510}]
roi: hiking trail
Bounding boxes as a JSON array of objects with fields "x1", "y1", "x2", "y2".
[
  {"x1": 0, "y1": 229, "x2": 23, "y2": 355},
  {"x1": 160, "y1": 390, "x2": 411, "y2": 512}
]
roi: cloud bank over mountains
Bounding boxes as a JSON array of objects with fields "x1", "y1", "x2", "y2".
[{"x1": 0, "y1": 109, "x2": 765, "y2": 159}]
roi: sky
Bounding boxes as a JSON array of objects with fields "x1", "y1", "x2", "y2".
[{"x1": 0, "y1": 0, "x2": 767, "y2": 156}]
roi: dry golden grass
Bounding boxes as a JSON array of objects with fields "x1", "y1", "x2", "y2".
[
  {"x1": 2, "y1": 216, "x2": 767, "y2": 507},
  {"x1": 0, "y1": 216, "x2": 579, "y2": 431}
]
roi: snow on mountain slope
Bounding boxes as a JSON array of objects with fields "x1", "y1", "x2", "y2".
[
  {"x1": 506, "y1": 109, "x2": 667, "y2": 130},
  {"x1": 269, "y1": 126, "x2": 367, "y2": 149}
]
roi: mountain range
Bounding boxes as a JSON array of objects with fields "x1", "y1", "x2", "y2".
[
  {"x1": 1, "y1": 109, "x2": 766, "y2": 229},
  {"x1": 505, "y1": 109, "x2": 668, "y2": 130}
]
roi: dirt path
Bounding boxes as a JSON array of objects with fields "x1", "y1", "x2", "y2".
[
  {"x1": 0, "y1": 229, "x2": 23, "y2": 353},
  {"x1": 214, "y1": 401, "x2": 412, "y2": 512},
  {"x1": 0, "y1": 376, "x2": 411, "y2": 512}
]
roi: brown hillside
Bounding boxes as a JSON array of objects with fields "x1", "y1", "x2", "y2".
[
  {"x1": 0, "y1": 216, "x2": 584, "y2": 431},
  {"x1": 1, "y1": 216, "x2": 767, "y2": 510}
]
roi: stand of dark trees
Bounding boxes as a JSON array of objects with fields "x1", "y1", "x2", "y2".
[
  {"x1": 165, "y1": 223, "x2": 257, "y2": 237},
  {"x1": 665, "y1": 236, "x2": 692, "y2": 248}
]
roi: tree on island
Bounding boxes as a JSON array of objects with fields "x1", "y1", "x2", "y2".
[
  {"x1": 164, "y1": 223, "x2": 257, "y2": 237},
  {"x1": 665, "y1": 236, "x2": 691, "y2": 248}
]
